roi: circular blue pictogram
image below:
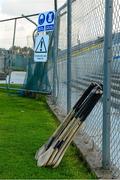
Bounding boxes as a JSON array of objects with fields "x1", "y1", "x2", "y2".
[
  {"x1": 38, "y1": 13, "x2": 45, "y2": 25},
  {"x1": 46, "y1": 11, "x2": 54, "y2": 24}
]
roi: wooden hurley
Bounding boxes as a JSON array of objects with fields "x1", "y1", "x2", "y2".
[
  {"x1": 35, "y1": 83, "x2": 98, "y2": 160},
  {"x1": 37, "y1": 116, "x2": 77, "y2": 167},
  {"x1": 53, "y1": 121, "x2": 81, "y2": 168},
  {"x1": 45, "y1": 86, "x2": 103, "y2": 167},
  {"x1": 36, "y1": 83, "x2": 103, "y2": 168},
  {"x1": 47, "y1": 120, "x2": 80, "y2": 166},
  {"x1": 53, "y1": 88, "x2": 103, "y2": 167}
]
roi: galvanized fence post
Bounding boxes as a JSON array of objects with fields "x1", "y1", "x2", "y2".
[
  {"x1": 8, "y1": 18, "x2": 17, "y2": 90},
  {"x1": 54, "y1": 0, "x2": 57, "y2": 11},
  {"x1": 67, "y1": 0, "x2": 72, "y2": 113},
  {"x1": 52, "y1": 8, "x2": 58, "y2": 103},
  {"x1": 102, "y1": 0, "x2": 113, "y2": 169}
]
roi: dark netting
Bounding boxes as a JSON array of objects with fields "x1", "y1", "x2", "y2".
[
  {"x1": 22, "y1": 54, "x2": 51, "y2": 93},
  {"x1": 21, "y1": 30, "x2": 53, "y2": 94}
]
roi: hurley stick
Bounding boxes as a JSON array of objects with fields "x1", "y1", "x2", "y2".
[
  {"x1": 53, "y1": 121, "x2": 81, "y2": 168},
  {"x1": 53, "y1": 87, "x2": 103, "y2": 167},
  {"x1": 37, "y1": 85, "x2": 102, "y2": 167},
  {"x1": 37, "y1": 91, "x2": 94, "y2": 167},
  {"x1": 35, "y1": 82, "x2": 98, "y2": 160},
  {"x1": 46, "y1": 119, "x2": 79, "y2": 166},
  {"x1": 37, "y1": 116, "x2": 77, "y2": 167},
  {"x1": 37, "y1": 84, "x2": 103, "y2": 167},
  {"x1": 46, "y1": 92, "x2": 97, "y2": 166},
  {"x1": 35, "y1": 110, "x2": 74, "y2": 160}
]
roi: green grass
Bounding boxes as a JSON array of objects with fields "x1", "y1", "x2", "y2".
[
  {"x1": 0, "y1": 91, "x2": 96, "y2": 179},
  {"x1": 0, "y1": 83, "x2": 23, "y2": 89}
]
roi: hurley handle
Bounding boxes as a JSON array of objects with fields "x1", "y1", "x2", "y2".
[
  {"x1": 75, "y1": 84, "x2": 103, "y2": 120},
  {"x1": 73, "y1": 82, "x2": 99, "y2": 113},
  {"x1": 79, "y1": 88, "x2": 103, "y2": 122}
]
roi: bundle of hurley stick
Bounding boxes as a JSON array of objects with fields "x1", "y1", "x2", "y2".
[{"x1": 35, "y1": 82, "x2": 103, "y2": 168}]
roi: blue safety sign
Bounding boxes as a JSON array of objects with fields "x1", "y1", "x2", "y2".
[
  {"x1": 38, "y1": 13, "x2": 45, "y2": 25},
  {"x1": 38, "y1": 11, "x2": 55, "y2": 32},
  {"x1": 46, "y1": 11, "x2": 54, "y2": 23}
]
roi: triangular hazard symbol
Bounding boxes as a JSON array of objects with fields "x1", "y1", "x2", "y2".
[{"x1": 35, "y1": 37, "x2": 47, "y2": 53}]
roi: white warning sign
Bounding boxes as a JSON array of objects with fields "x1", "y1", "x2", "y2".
[{"x1": 34, "y1": 35, "x2": 49, "y2": 62}]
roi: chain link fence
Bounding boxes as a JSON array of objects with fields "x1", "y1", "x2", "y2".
[
  {"x1": 47, "y1": 0, "x2": 120, "y2": 178},
  {"x1": 49, "y1": 0, "x2": 104, "y2": 151},
  {"x1": 0, "y1": 14, "x2": 51, "y2": 94},
  {"x1": 70, "y1": 0, "x2": 104, "y2": 156},
  {"x1": 110, "y1": 0, "x2": 120, "y2": 177}
]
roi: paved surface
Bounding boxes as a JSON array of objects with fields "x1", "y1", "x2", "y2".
[{"x1": 0, "y1": 71, "x2": 26, "y2": 84}]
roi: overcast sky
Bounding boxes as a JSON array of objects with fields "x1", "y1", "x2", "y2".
[
  {"x1": 0, "y1": 0, "x2": 66, "y2": 49},
  {"x1": 0, "y1": 0, "x2": 66, "y2": 19}
]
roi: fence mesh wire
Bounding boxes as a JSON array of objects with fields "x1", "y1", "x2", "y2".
[
  {"x1": 0, "y1": 21, "x2": 14, "y2": 87},
  {"x1": 110, "y1": 0, "x2": 120, "y2": 177},
  {"x1": 0, "y1": 15, "x2": 51, "y2": 94},
  {"x1": 71, "y1": 0, "x2": 104, "y2": 152},
  {"x1": 49, "y1": 0, "x2": 105, "y2": 157},
  {"x1": 49, "y1": 0, "x2": 120, "y2": 177},
  {"x1": 55, "y1": 6, "x2": 68, "y2": 112}
]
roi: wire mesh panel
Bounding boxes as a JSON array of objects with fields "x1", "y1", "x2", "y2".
[
  {"x1": 0, "y1": 21, "x2": 14, "y2": 88},
  {"x1": 0, "y1": 15, "x2": 51, "y2": 94},
  {"x1": 49, "y1": 0, "x2": 105, "y2": 154},
  {"x1": 55, "y1": 6, "x2": 68, "y2": 112},
  {"x1": 71, "y1": 0, "x2": 105, "y2": 152},
  {"x1": 53, "y1": 1, "x2": 120, "y2": 176},
  {"x1": 110, "y1": 0, "x2": 120, "y2": 177},
  {"x1": 10, "y1": 17, "x2": 35, "y2": 90}
]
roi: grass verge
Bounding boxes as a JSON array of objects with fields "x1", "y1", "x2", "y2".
[{"x1": 0, "y1": 91, "x2": 96, "y2": 179}]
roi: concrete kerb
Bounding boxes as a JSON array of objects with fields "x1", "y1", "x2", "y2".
[{"x1": 46, "y1": 96, "x2": 113, "y2": 179}]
